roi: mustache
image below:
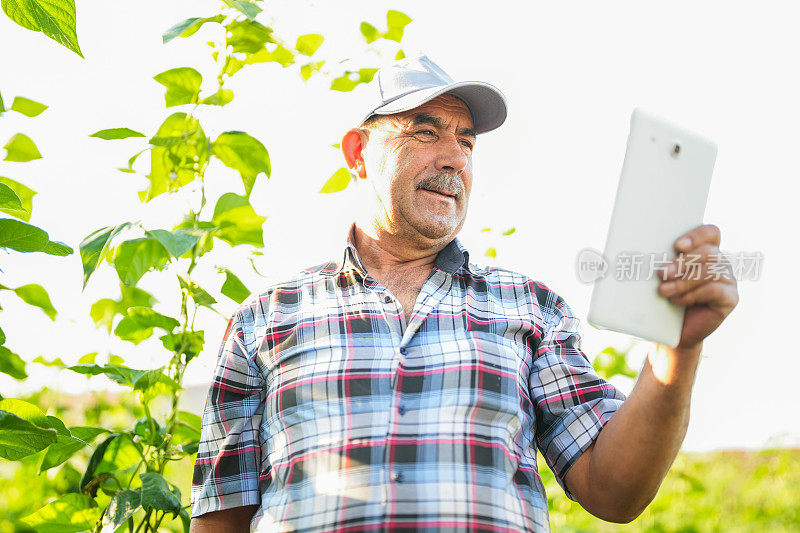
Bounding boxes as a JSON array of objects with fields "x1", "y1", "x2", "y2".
[{"x1": 416, "y1": 173, "x2": 464, "y2": 199}]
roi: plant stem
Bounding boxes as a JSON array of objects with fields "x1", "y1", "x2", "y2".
[{"x1": 151, "y1": 511, "x2": 166, "y2": 532}]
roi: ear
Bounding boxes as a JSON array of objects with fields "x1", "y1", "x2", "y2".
[{"x1": 342, "y1": 128, "x2": 368, "y2": 179}]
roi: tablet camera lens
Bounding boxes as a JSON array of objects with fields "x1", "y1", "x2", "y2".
[{"x1": 673, "y1": 143, "x2": 681, "y2": 155}]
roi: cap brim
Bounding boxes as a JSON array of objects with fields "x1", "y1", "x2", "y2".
[{"x1": 368, "y1": 81, "x2": 507, "y2": 135}]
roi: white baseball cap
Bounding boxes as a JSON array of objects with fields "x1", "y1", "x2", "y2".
[{"x1": 359, "y1": 55, "x2": 508, "y2": 134}]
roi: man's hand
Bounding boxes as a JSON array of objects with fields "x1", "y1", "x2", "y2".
[
  {"x1": 657, "y1": 224, "x2": 739, "y2": 350},
  {"x1": 565, "y1": 224, "x2": 740, "y2": 522}
]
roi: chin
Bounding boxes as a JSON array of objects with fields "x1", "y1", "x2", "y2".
[{"x1": 413, "y1": 217, "x2": 462, "y2": 241}]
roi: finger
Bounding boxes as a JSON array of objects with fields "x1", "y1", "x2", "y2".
[
  {"x1": 667, "y1": 279, "x2": 739, "y2": 310},
  {"x1": 660, "y1": 244, "x2": 733, "y2": 283},
  {"x1": 674, "y1": 224, "x2": 721, "y2": 252},
  {"x1": 659, "y1": 260, "x2": 738, "y2": 300}
]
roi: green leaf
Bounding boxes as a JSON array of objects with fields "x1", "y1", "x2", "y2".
[
  {"x1": 68, "y1": 363, "x2": 165, "y2": 392},
  {"x1": 113, "y1": 237, "x2": 171, "y2": 286},
  {"x1": 211, "y1": 131, "x2": 270, "y2": 194},
  {"x1": 39, "y1": 426, "x2": 108, "y2": 472},
  {"x1": 160, "y1": 329, "x2": 205, "y2": 362},
  {"x1": 10, "y1": 96, "x2": 48, "y2": 117},
  {"x1": 145, "y1": 113, "x2": 208, "y2": 201},
  {"x1": 13, "y1": 283, "x2": 57, "y2": 319},
  {"x1": 78, "y1": 432, "x2": 117, "y2": 492},
  {"x1": 32, "y1": 355, "x2": 66, "y2": 367},
  {"x1": 296, "y1": 33, "x2": 323, "y2": 56},
  {"x1": 142, "y1": 373, "x2": 180, "y2": 403},
  {"x1": 384, "y1": 10, "x2": 412, "y2": 42},
  {"x1": 0, "y1": 346, "x2": 27, "y2": 379},
  {"x1": 211, "y1": 192, "x2": 266, "y2": 247},
  {"x1": 145, "y1": 228, "x2": 199, "y2": 258},
  {"x1": 0, "y1": 398, "x2": 52, "y2": 428},
  {"x1": 21, "y1": 494, "x2": 99, "y2": 533},
  {"x1": 359, "y1": 22, "x2": 379, "y2": 43},
  {"x1": 299, "y1": 60, "x2": 325, "y2": 81},
  {"x1": 485, "y1": 247, "x2": 497, "y2": 258},
  {"x1": 162, "y1": 14, "x2": 224, "y2": 43},
  {"x1": 180, "y1": 508, "x2": 191, "y2": 533},
  {"x1": 78, "y1": 352, "x2": 97, "y2": 364},
  {"x1": 0, "y1": 218, "x2": 48, "y2": 252},
  {"x1": 79, "y1": 223, "x2": 132, "y2": 288},
  {"x1": 90, "y1": 286, "x2": 156, "y2": 332},
  {"x1": 101, "y1": 489, "x2": 141, "y2": 533},
  {"x1": 593, "y1": 346, "x2": 637, "y2": 380},
  {"x1": 0, "y1": 182, "x2": 24, "y2": 211},
  {"x1": 178, "y1": 275, "x2": 216, "y2": 307},
  {"x1": 177, "y1": 410, "x2": 202, "y2": 434},
  {"x1": 45, "y1": 414, "x2": 71, "y2": 436},
  {"x1": 226, "y1": 19, "x2": 272, "y2": 54},
  {"x1": 3, "y1": 133, "x2": 42, "y2": 162},
  {"x1": 253, "y1": 44, "x2": 294, "y2": 67},
  {"x1": 43, "y1": 239, "x2": 72, "y2": 255},
  {"x1": 127, "y1": 307, "x2": 180, "y2": 331},
  {"x1": 502, "y1": 227, "x2": 516, "y2": 236},
  {"x1": 220, "y1": 268, "x2": 250, "y2": 303},
  {"x1": 90, "y1": 299, "x2": 120, "y2": 331},
  {"x1": 330, "y1": 68, "x2": 378, "y2": 92},
  {"x1": 0, "y1": 404, "x2": 57, "y2": 460},
  {"x1": 199, "y1": 88, "x2": 234, "y2": 106},
  {"x1": 112, "y1": 306, "x2": 179, "y2": 343},
  {"x1": 140, "y1": 472, "x2": 182, "y2": 515},
  {"x1": 0, "y1": 176, "x2": 36, "y2": 221},
  {"x1": 223, "y1": 0, "x2": 261, "y2": 20},
  {"x1": 111, "y1": 318, "x2": 153, "y2": 344},
  {"x1": 118, "y1": 148, "x2": 145, "y2": 174},
  {"x1": 1, "y1": 0, "x2": 83, "y2": 57},
  {"x1": 0, "y1": 324, "x2": 4, "y2": 345},
  {"x1": 0, "y1": 90, "x2": 4, "y2": 113},
  {"x1": 84, "y1": 433, "x2": 140, "y2": 495},
  {"x1": 319, "y1": 167, "x2": 351, "y2": 193},
  {"x1": 153, "y1": 67, "x2": 203, "y2": 107},
  {"x1": 395, "y1": 49, "x2": 405, "y2": 60},
  {"x1": 121, "y1": 284, "x2": 157, "y2": 308},
  {"x1": 89, "y1": 127, "x2": 146, "y2": 140}
]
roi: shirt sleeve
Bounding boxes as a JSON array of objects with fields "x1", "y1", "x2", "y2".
[
  {"x1": 191, "y1": 305, "x2": 266, "y2": 517},
  {"x1": 529, "y1": 288, "x2": 626, "y2": 501}
]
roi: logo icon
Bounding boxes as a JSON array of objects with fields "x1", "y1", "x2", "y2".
[{"x1": 576, "y1": 248, "x2": 608, "y2": 283}]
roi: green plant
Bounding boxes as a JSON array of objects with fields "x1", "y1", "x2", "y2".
[
  {"x1": 1, "y1": 92, "x2": 74, "y2": 396},
  {"x1": 0, "y1": 3, "x2": 411, "y2": 532}
]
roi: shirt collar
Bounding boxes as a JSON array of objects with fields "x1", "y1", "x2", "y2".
[{"x1": 329, "y1": 223, "x2": 476, "y2": 277}]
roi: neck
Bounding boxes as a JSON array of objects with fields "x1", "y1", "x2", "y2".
[{"x1": 352, "y1": 223, "x2": 445, "y2": 275}]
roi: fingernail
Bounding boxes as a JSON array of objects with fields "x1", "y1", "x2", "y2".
[{"x1": 676, "y1": 237, "x2": 691, "y2": 250}]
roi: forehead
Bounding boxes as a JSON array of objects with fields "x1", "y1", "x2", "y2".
[{"x1": 389, "y1": 94, "x2": 474, "y2": 129}]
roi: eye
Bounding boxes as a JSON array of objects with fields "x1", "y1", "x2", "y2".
[
  {"x1": 459, "y1": 139, "x2": 474, "y2": 152},
  {"x1": 414, "y1": 129, "x2": 437, "y2": 139}
]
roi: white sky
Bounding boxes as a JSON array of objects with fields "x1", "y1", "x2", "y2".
[{"x1": 1, "y1": 0, "x2": 798, "y2": 452}]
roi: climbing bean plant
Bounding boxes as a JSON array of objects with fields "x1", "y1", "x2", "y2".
[{"x1": 0, "y1": 2, "x2": 411, "y2": 531}]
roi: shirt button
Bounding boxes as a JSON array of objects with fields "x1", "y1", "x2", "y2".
[
  {"x1": 391, "y1": 470, "x2": 403, "y2": 482},
  {"x1": 384, "y1": 295, "x2": 392, "y2": 303},
  {"x1": 398, "y1": 405, "x2": 406, "y2": 415},
  {"x1": 399, "y1": 347, "x2": 407, "y2": 355}
]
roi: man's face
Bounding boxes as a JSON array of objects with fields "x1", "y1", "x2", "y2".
[{"x1": 362, "y1": 94, "x2": 477, "y2": 245}]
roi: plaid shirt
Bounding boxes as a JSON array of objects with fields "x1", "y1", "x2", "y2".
[{"x1": 192, "y1": 229, "x2": 625, "y2": 532}]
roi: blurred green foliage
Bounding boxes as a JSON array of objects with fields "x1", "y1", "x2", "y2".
[{"x1": 540, "y1": 448, "x2": 800, "y2": 532}]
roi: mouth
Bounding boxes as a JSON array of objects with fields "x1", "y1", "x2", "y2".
[{"x1": 419, "y1": 186, "x2": 457, "y2": 199}]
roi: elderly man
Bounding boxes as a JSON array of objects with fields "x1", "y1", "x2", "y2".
[{"x1": 190, "y1": 56, "x2": 739, "y2": 532}]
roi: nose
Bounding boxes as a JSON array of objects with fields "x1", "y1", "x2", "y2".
[{"x1": 434, "y1": 135, "x2": 468, "y2": 174}]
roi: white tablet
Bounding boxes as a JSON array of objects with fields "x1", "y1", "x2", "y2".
[{"x1": 587, "y1": 108, "x2": 717, "y2": 348}]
